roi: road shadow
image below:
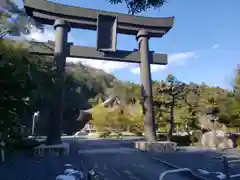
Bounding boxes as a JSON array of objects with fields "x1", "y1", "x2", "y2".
[{"x1": 0, "y1": 148, "x2": 84, "y2": 180}]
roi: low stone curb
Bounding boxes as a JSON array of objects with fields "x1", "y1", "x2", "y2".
[{"x1": 134, "y1": 141, "x2": 177, "y2": 153}]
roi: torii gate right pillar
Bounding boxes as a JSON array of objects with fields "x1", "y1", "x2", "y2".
[{"x1": 137, "y1": 29, "x2": 157, "y2": 142}]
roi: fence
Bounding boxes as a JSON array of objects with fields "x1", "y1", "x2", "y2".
[
  {"x1": 222, "y1": 155, "x2": 240, "y2": 180},
  {"x1": 159, "y1": 168, "x2": 205, "y2": 180}
]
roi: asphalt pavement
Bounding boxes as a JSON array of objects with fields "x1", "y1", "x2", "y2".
[
  {"x1": 0, "y1": 137, "x2": 191, "y2": 180},
  {"x1": 2, "y1": 136, "x2": 239, "y2": 180},
  {"x1": 74, "y1": 138, "x2": 194, "y2": 180}
]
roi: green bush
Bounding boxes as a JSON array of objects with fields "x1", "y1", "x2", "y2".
[
  {"x1": 236, "y1": 137, "x2": 240, "y2": 147},
  {"x1": 133, "y1": 131, "x2": 143, "y2": 136},
  {"x1": 191, "y1": 130, "x2": 203, "y2": 144},
  {"x1": 99, "y1": 132, "x2": 111, "y2": 138},
  {"x1": 157, "y1": 133, "x2": 168, "y2": 141}
]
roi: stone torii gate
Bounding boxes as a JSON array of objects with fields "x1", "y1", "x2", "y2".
[{"x1": 23, "y1": 0, "x2": 174, "y2": 144}]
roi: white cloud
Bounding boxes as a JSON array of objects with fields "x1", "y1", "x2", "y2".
[
  {"x1": 67, "y1": 57, "x2": 132, "y2": 73},
  {"x1": 130, "y1": 68, "x2": 140, "y2": 74},
  {"x1": 130, "y1": 51, "x2": 197, "y2": 74},
  {"x1": 131, "y1": 64, "x2": 167, "y2": 74},
  {"x1": 24, "y1": 26, "x2": 75, "y2": 42},
  {"x1": 169, "y1": 52, "x2": 197, "y2": 65},
  {"x1": 25, "y1": 27, "x2": 55, "y2": 42},
  {"x1": 212, "y1": 44, "x2": 219, "y2": 49}
]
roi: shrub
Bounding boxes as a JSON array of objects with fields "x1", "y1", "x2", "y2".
[
  {"x1": 191, "y1": 130, "x2": 203, "y2": 144},
  {"x1": 99, "y1": 132, "x2": 111, "y2": 138},
  {"x1": 229, "y1": 133, "x2": 240, "y2": 148},
  {"x1": 157, "y1": 133, "x2": 167, "y2": 141},
  {"x1": 236, "y1": 136, "x2": 240, "y2": 147}
]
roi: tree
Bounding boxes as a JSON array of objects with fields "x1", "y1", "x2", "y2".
[
  {"x1": 153, "y1": 81, "x2": 170, "y2": 132},
  {"x1": 91, "y1": 100, "x2": 143, "y2": 136},
  {"x1": 91, "y1": 99, "x2": 125, "y2": 134},
  {"x1": 91, "y1": 103, "x2": 110, "y2": 133},
  {"x1": 181, "y1": 83, "x2": 201, "y2": 131},
  {"x1": 126, "y1": 101, "x2": 144, "y2": 135},
  {"x1": 108, "y1": 0, "x2": 166, "y2": 14},
  {"x1": 230, "y1": 65, "x2": 240, "y2": 127},
  {"x1": 0, "y1": 40, "x2": 43, "y2": 139},
  {"x1": 0, "y1": 0, "x2": 43, "y2": 38},
  {"x1": 108, "y1": 82, "x2": 140, "y2": 104},
  {"x1": 159, "y1": 75, "x2": 185, "y2": 139}
]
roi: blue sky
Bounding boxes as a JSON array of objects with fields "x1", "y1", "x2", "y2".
[{"x1": 14, "y1": 0, "x2": 240, "y2": 89}]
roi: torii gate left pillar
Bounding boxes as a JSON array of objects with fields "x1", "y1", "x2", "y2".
[{"x1": 46, "y1": 19, "x2": 70, "y2": 145}]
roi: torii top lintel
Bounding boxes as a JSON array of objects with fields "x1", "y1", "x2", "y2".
[{"x1": 24, "y1": 0, "x2": 174, "y2": 37}]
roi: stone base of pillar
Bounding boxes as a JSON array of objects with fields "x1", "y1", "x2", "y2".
[
  {"x1": 135, "y1": 141, "x2": 177, "y2": 153},
  {"x1": 34, "y1": 142, "x2": 70, "y2": 157}
]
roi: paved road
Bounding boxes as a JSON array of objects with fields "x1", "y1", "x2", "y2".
[
  {"x1": 0, "y1": 137, "x2": 191, "y2": 180},
  {"x1": 73, "y1": 138, "x2": 193, "y2": 180},
  {"x1": 3, "y1": 136, "x2": 239, "y2": 180},
  {"x1": 74, "y1": 138, "x2": 240, "y2": 180}
]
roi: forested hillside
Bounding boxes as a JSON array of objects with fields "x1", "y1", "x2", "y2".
[
  {"x1": 91, "y1": 74, "x2": 240, "y2": 137},
  {"x1": 1, "y1": 39, "x2": 240, "y2": 138}
]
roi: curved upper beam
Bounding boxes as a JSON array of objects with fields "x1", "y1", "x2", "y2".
[{"x1": 24, "y1": 0, "x2": 174, "y2": 37}]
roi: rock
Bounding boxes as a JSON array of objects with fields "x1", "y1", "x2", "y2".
[
  {"x1": 219, "y1": 139, "x2": 233, "y2": 149},
  {"x1": 201, "y1": 130, "x2": 233, "y2": 149}
]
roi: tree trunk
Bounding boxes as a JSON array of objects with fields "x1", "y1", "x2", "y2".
[{"x1": 168, "y1": 97, "x2": 175, "y2": 141}]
